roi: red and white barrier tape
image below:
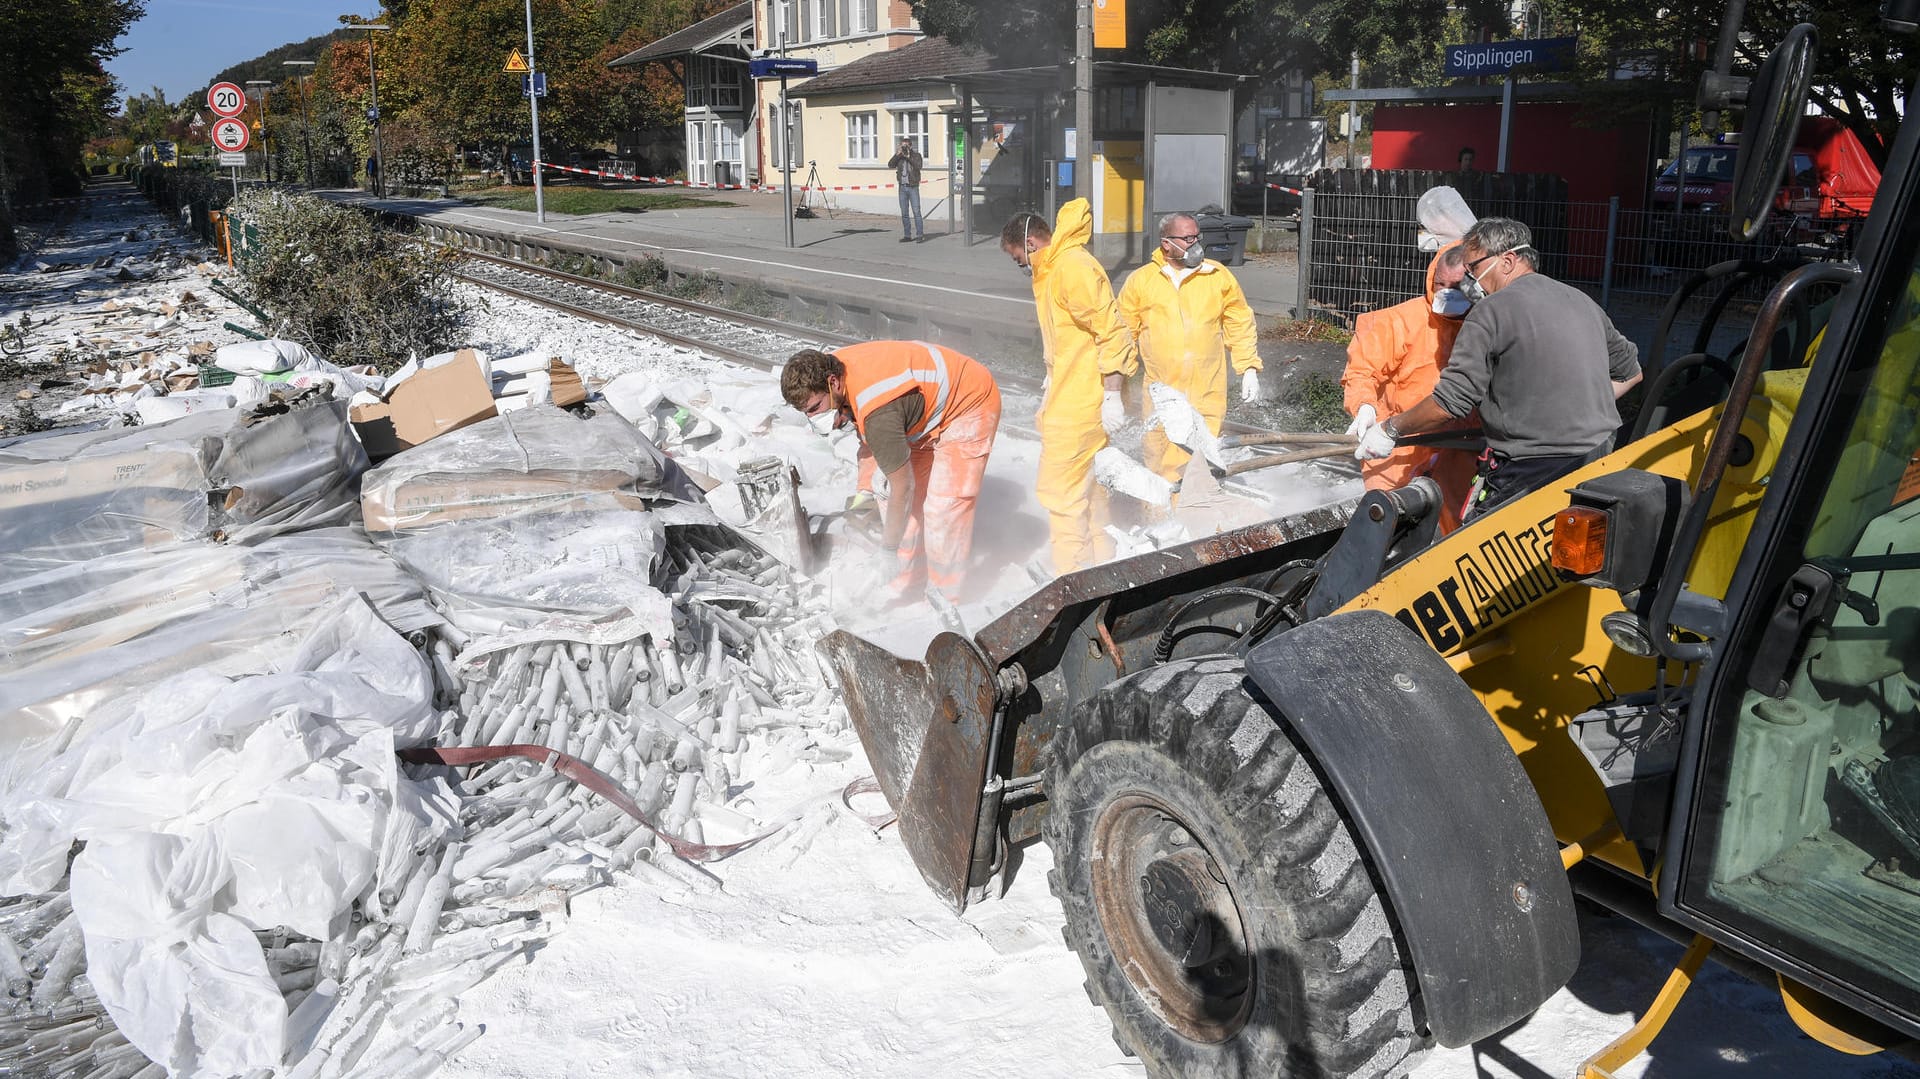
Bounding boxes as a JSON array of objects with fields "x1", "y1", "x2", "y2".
[
  {"x1": 1264, "y1": 183, "x2": 1304, "y2": 195},
  {"x1": 534, "y1": 160, "x2": 944, "y2": 194}
]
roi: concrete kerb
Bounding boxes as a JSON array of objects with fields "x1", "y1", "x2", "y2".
[{"x1": 409, "y1": 216, "x2": 1042, "y2": 362}]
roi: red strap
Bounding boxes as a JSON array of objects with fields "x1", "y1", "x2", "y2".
[{"x1": 399, "y1": 743, "x2": 761, "y2": 863}]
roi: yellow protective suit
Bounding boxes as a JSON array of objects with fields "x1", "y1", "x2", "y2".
[
  {"x1": 1341, "y1": 243, "x2": 1476, "y2": 531},
  {"x1": 1118, "y1": 249, "x2": 1261, "y2": 482},
  {"x1": 1030, "y1": 198, "x2": 1139, "y2": 573}
]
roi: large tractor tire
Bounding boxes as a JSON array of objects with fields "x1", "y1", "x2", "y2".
[{"x1": 1043, "y1": 655, "x2": 1421, "y2": 1079}]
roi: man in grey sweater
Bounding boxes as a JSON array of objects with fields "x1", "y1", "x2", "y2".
[{"x1": 1356, "y1": 216, "x2": 1642, "y2": 521}]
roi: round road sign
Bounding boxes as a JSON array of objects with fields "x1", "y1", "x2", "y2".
[
  {"x1": 211, "y1": 117, "x2": 251, "y2": 153},
  {"x1": 207, "y1": 81, "x2": 246, "y2": 119}
]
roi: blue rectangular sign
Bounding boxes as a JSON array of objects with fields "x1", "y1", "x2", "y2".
[
  {"x1": 749, "y1": 57, "x2": 820, "y2": 79},
  {"x1": 1443, "y1": 37, "x2": 1578, "y2": 77},
  {"x1": 522, "y1": 72, "x2": 548, "y2": 97}
]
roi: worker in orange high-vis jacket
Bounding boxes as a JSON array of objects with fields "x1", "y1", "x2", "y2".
[
  {"x1": 1341, "y1": 242, "x2": 1479, "y2": 531},
  {"x1": 1118, "y1": 211, "x2": 1262, "y2": 486},
  {"x1": 1001, "y1": 199, "x2": 1139, "y2": 573},
  {"x1": 781, "y1": 341, "x2": 1001, "y2": 601}
]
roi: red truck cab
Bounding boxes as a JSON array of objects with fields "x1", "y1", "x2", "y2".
[{"x1": 1652, "y1": 116, "x2": 1880, "y2": 219}]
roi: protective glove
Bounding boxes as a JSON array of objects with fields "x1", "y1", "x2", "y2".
[
  {"x1": 843, "y1": 491, "x2": 882, "y2": 542},
  {"x1": 1240, "y1": 369, "x2": 1261, "y2": 402},
  {"x1": 1344, "y1": 403, "x2": 1378, "y2": 437},
  {"x1": 1355, "y1": 420, "x2": 1398, "y2": 460},
  {"x1": 1100, "y1": 389, "x2": 1126, "y2": 435}
]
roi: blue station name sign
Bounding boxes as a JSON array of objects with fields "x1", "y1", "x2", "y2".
[
  {"x1": 1443, "y1": 37, "x2": 1578, "y2": 77},
  {"x1": 749, "y1": 57, "x2": 820, "y2": 79}
]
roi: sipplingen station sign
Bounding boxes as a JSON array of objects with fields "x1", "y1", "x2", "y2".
[{"x1": 1443, "y1": 36, "x2": 1578, "y2": 77}]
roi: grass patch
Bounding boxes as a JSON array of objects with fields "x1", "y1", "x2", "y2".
[
  {"x1": 667, "y1": 271, "x2": 726, "y2": 303},
  {"x1": 1282, "y1": 372, "x2": 1352, "y2": 433},
  {"x1": 618, "y1": 256, "x2": 668, "y2": 289},
  {"x1": 1263, "y1": 316, "x2": 1353, "y2": 345},
  {"x1": 464, "y1": 186, "x2": 731, "y2": 214}
]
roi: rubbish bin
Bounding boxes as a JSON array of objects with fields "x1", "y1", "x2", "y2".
[{"x1": 1195, "y1": 212, "x2": 1255, "y2": 266}]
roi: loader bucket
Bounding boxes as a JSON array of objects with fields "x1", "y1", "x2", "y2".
[{"x1": 820, "y1": 501, "x2": 1356, "y2": 911}]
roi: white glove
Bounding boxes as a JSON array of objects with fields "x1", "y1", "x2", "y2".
[
  {"x1": 1240, "y1": 369, "x2": 1261, "y2": 402},
  {"x1": 1344, "y1": 403, "x2": 1378, "y2": 437},
  {"x1": 1100, "y1": 389, "x2": 1125, "y2": 435},
  {"x1": 1355, "y1": 420, "x2": 1398, "y2": 460}
]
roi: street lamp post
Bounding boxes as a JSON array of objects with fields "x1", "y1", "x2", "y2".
[
  {"x1": 354, "y1": 23, "x2": 392, "y2": 197},
  {"x1": 245, "y1": 80, "x2": 272, "y2": 181},
  {"x1": 283, "y1": 60, "x2": 315, "y2": 188},
  {"x1": 521, "y1": 0, "x2": 546, "y2": 222}
]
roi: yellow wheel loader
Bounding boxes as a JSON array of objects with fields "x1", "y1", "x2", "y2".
[{"x1": 821, "y1": 19, "x2": 1920, "y2": 1077}]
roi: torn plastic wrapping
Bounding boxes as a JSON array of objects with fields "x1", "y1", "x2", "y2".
[
  {"x1": 0, "y1": 399, "x2": 369, "y2": 578},
  {"x1": 360, "y1": 407, "x2": 703, "y2": 647},
  {"x1": 359, "y1": 405, "x2": 701, "y2": 534},
  {"x1": 0, "y1": 527, "x2": 441, "y2": 752},
  {"x1": 2, "y1": 595, "x2": 455, "y2": 1078},
  {"x1": 380, "y1": 500, "x2": 675, "y2": 644}
]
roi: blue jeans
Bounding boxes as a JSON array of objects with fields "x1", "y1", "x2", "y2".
[{"x1": 898, "y1": 184, "x2": 923, "y2": 238}]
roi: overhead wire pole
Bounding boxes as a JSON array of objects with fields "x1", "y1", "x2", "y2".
[
  {"x1": 283, "y1": 60, "x2": 315, "y2": 188},
  {"x1": 523, "y1": 0, "x2": 546, "y2": 222},
  {"x1": 355, "y1": 23, "x2": 391, "y2": 198},
  {"x1": 245, "y1": 80, "x2": 272, "y2": 181},
  {"x1": 1075, "y1": 0, "x2": 1092, "y2": 202}
]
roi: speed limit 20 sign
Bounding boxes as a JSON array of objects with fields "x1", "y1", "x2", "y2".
[
  {"x1": 207, "y1": 81, "x2": 245, "y2": 118},
  {"x1": 211, "y1": 117, "x2": 251, "y2": 153}
]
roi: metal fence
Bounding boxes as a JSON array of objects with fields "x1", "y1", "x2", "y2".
[{"x1": 1298, "y1": 176, "x2": 1862, "y2": 343}]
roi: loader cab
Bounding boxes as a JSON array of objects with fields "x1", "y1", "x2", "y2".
[
  {"x1": 1650, "y1": 45, "x2": 1920, "y2": 1045},
  {"x1": 1661, "y1": 182, "x2": 1920, "y2": 1043}
]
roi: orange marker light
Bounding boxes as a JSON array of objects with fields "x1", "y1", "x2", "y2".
[{"x1": 1552, "y1": 506, "x2": 1610, "y2": 577}]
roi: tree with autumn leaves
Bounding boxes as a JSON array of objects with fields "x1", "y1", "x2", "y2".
[{"x1": 266, "y1": 0, "x2": 716, "y2": 188}]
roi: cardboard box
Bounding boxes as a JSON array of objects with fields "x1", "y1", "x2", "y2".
[
  {"x1": 548, "y1": 359, "x2": 586, "y2": 408},
  {"x1": 350, "y1": 350, "x2": 497, "y2": 461},
  {"x1": 549, "y1": 359, "x2": 583, "y2": 405}
]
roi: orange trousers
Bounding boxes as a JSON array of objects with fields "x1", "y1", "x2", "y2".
[{"x1": 859, "y1": 402, "x2": 1002, "y2": 599}]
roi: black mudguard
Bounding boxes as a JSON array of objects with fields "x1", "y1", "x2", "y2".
[{"x1": 1243, "y1": 609, "x2": 1580, "y2": 1047}]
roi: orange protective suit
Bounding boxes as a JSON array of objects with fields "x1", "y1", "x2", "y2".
[
  {"x1": 1118, "y1": 249, "x2": 1261, "y2": 483},
  {"x1": 1341, "y1": 244, "x2": 1477, "y2": 531},
  {"x1": 1030, "y1": 198, "x2": 1139, "y2": 573},
  {"x1": 840, "y1": 340, "x2": 1002, "y2": 598}
]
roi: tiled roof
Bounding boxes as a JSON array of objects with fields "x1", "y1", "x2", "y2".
[
  {"x1": 789, "y1": 37, "x2": 993, "y2": 97},
  {"x1": 610, "y1": 3, "x2": 753, "y2": 66}
]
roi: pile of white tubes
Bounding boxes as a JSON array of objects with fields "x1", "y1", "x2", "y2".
[{"x1": 0, "y1": 528, "x2": 848, "y2": 1079}]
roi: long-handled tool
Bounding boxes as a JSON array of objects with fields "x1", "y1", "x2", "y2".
[{"x1": 1212, "y1": 429, "x2": 1484, "y2": 478}]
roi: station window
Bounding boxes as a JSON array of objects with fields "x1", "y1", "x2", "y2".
[
  {"x1": 893, "y1": 110, "x2": 928, "y2": 158},
  {"x1": 850, "y1": 0, "x2": 877, "y2": 33},
  {"x1": 846, "y1": 111, "x2": 878, "y2": 162}
]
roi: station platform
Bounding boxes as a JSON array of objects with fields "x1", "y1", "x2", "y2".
[{"x1": 320, "y1": 185, "x2": 1303, "y2": 383}]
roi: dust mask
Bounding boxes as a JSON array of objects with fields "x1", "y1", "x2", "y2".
[
  {"x1": 1431, "y1": 288, "x2": 1473, "y2": 317},
  {"x1": 1178, "y1": 239, "x2": 1206, "y2": 269},
  {"x1": 1460, "y1": 271, "x2": 1488, "y2": 304},
  {"x1": 808, "y1": 409, "x2": 841, "y2": 436}
]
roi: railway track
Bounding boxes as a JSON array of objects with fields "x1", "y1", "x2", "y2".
[
  {"x1": 449, "y1": 249, "x2": 1302, "y2": 450},
  {"x1": 454, "y1": 251, "x2": 859, "y2": 372}
]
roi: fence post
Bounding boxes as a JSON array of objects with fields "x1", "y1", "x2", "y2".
[
  {"x1": 1600, "y1": 195, "x2": 1620, "y2": 311},
  {"x1": 1295, "y1": 187, "x2": 1315, "y2": 321}
]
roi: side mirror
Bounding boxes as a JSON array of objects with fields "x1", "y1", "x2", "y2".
[{"x1": 1729, "y1": 24, "x2": 1818, "y2": 240}]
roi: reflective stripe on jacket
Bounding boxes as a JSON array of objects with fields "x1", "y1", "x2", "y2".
[{"x1": 838, "y1": 340, "x2": 998, "y2": 445}]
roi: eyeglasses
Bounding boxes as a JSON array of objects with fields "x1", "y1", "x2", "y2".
[
  {"x1": 1465, "y1": 251, "x2": 1505, "y2": 274},
  {"x1": 1163, "y1": 234, "x2": 1200, "y2": 244},
  {"x1": 799, "y1": 392, "x2": 831, "y2": 416}
]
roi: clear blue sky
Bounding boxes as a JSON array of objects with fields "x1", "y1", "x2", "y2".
[{"x1": 105, "y1": 1, "x2": 378, "y2": 109}]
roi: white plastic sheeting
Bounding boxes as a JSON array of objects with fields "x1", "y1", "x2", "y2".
[
  {"x1": 0, "y1": 400, "x2": 369, "y2": 579},
  {"x1": 1, "y1": 595, "x2": 453, "y2": 1077},
  {"x1": 0, "y1": 527, "x2": 440, "y2": 751},
  {"x1": 363, "y1": 407, "x2": 703, "y2": 649}
]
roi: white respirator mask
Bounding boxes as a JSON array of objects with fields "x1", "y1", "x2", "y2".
[
  {"x1": 809, "y1": 410, "x2": 841, "y2": 436},
  {"x1": 1431, "y1": 288, "x2": 1473, "y2": 317},
  {"x1": 1179, "y1": 238, "x2": 1206, "y2": 269}
]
